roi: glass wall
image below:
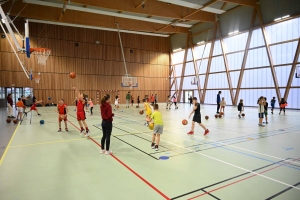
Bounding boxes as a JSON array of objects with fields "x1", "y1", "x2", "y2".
[{"x1": 170, "y1": 17, "x2": 300, "y2": 108}]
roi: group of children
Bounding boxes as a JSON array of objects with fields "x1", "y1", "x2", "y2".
[
  {"x1": 14, "y1": 97, "x2": 43, "y2": 121},
  {"x1": 166, "y1": 95, "x2": 178, "y2": 109}
]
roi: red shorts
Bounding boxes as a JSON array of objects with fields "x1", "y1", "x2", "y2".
[
  {"x1": 221, "y1": 106, "x2": 225, "y2": 108},
  {"x1": 59, "y1": 114, "x2": 67, "y2": 122},
  {"x1": 30, "y1": 106, "x2": 37, "y2": 111},
  {"x1": 77, "y1": 112, "x2": 86, "y2": 121}
]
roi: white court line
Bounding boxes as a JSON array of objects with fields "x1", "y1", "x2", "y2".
[
  {"x1": 116, "y1": 123, "x2": 300, "y2": 191},
  {"x1": 114, "y1": 112, "x2": 300, "y2": 166}
]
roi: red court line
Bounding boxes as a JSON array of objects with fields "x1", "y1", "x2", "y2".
[
  {"x1": 188, "y1": 158, "x2": 300, "y2": 200},
  {"x1": 66, "y1": 118, "x2": 170, "y2": 200}
]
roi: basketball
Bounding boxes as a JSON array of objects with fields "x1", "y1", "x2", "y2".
[
  {"x1": 13, "y1": 119, "x2": 18, "y2": 124},
  {"x1": 136, "y1": 105, "x2": 139, "y2": 108},
  {"x1": 139, "y1": 110, "x2": 144, "y2": 115},
  {"x1": 70, "y1": 72, "x2": 76, "y2": 79},
  {"x1": 148, "y1": 123, "x2": 154, "y2": 130},
  {"x1": 6, "y1": 118, "x2": 11, "y2": 123},
  {"x1": 242, "y1": 113, "x2": 245, "y2": 117},
  {"x1": 182, "y1": 119, "x2": 188, "y2": 125},
  {"x1": 205, "y1": 116, "x2": 209, "y2": 120},
  {"x1": 219, "y1": 115, "x2": 222, "y2": 118},
  {"x1": 215, "y1": 114, "x2": 218, "y2": 118},
  {"x1": 40, "y1": 120, "x2": 45, "y2": 124},
  {"x1": 220, "y1": 112, "x2": 224, "y2": 115}
]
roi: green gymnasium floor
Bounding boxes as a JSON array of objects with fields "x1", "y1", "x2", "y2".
[{"x1": 0, "y1": 104, "x2": 299, "y2": 200}]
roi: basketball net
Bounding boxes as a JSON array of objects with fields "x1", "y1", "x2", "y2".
[
  {"x1": 31, "y1": 48, "x2": 51, "y2": 65},
  {"x1": 33, "y1": 76, "x2": 40, "y2": 83}
]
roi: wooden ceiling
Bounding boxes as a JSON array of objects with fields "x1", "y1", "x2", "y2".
[{"x1": 1, "y1": 0, "x2": 257, "y2": 36}]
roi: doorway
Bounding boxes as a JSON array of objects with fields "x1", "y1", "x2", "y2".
[
  {"x1": 184, "y1": 90, "x2": 193, "y2": 103},
  {"x1": 5, "y1": 87, "x2": 24, "y2": 105}
]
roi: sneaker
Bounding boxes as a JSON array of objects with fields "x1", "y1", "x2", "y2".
[
  {"x1": 155, "y1": 145, "x2": 158, "y2": 151},
  {"x1": 24, "y1": 112, "x2": 27, "y2": 116},
  {"x1": 85, "y1": 130, "x2": 90, "y2": 136},
  {"x1": 7, "y1": 116, "x2": 11, "y2": 118},
  {"x1": 65, "y1": 128, "x2": 68, "y2": 131},
  {"x1": 79, "y1": 129, "x2": 85, "y2": 135},
  {"x1": 279, "y1": 112, "x2": 281, "y2": 115},
  {"x1": 151, "y1": 143, "x2": 155, "y2": 149},
  {"x1": 204, "y1": 129, "x2": 209, "y2": 135},
  {"x1": 38, "y1": 114, "x2": 41, "y2": 116},
  {"x1": 266, "y1": 122, "x2": 269, "y2": 124},
  {"x1": 238, "y1": 115, "x2": 241, "y2": 118},
  {"x1": 100, "y1": 149, "x2": 105, "y2": 154},
  {"x1": 187, "y1": 131, "x2": 194, "y2": 135},
  {"x1": 263, "y1": 122, "x2": 265, "y2": 123},
  {"x1": 58, "y1": 128, "x2": 61, "y2": 132},
  {"x1": 11, "y1": 116, "x2": 16, "y2": 118},
  {"x1": 105, "y1": 150, "x2": 113, "y2": 155}
]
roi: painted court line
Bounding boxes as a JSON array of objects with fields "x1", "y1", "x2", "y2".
[
  {"x1": 66, "y1": 117, "x2": 170, "y2": 199},
  {"x1": 115, "y1": 123, "x2": 300, "y2": 191},
  {"x1": 187, "y1": 158, "x2": 300, "y2": 199},
  {"x1": 0, "y1": 123, "x2": 20, "y2": 166}
]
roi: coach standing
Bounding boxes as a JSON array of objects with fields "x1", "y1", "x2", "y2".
[
  {"x1": 126, "y1": 91, "x2": 131, "y2": 108},
  {"x1": 216, "y1": 91, "x2": 221, "y2": 114}
]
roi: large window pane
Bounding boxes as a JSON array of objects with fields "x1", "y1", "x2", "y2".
[
  {"x1": 266, "y1": 17, "x2": 300, "y2": 44},
  {"x1": 250, "y1": 28, "x2": 265, "y2": 48},
  {"x1": 223, "y1": 32, "x2": 248, "y2": 53},
  {"x1": 172, "y1": 50, "x2": 185, "y2": 64},
  {"x1": 174, "y1": 64, "x2": 183, "y2": 77},
  {"x1": 197, "y1": 58, "x2": 208, "y2": 74},
  {"x1": 275, "y1": 66, "x2": 292, "y2": 87},
  {"x1": 184, "y1": 62, "x2": 195, "y2": 76},
  {"x1": 227, "y1": 52, "x2": 244, "y2": 70},
  {"x1": 270, "y1": 41, "x2": 298, "y2": 65},
  {"x1": 199, "y1": 75, "x2": 206, "y2": 89},
  {"x1": 288, "y1": 89, "x2": 300, "y2": 109},
  {"x1": 182, "y1": 77, "x2": 198, "y2": 90},
  {"x1": 230, "y1": 71, "x2": 241, "y2": 88},
  {"x1": 207, "y1": 73, "x2": 229, "y2": 89},
  {"x1": 291, "y1": 69, "x2": 300, "y2": 86},
  {"x1": 186, "y1": 48, "x2": 193, "y2": 62},
  {"x1": 246, "y1": 47, "x2": 269, "y2": 68},
  {"x1": 204, "y1": 90, "x2": 232, "y2": 105},
  {"x1": 241, "y1": 68, "x2": 274, "y2": 88},
  {"x1": 237, "y1": 89, "x2": 277, "y2": 107},
  {"x1": 213, "y1": 40, "x2": 222, "y2": 56},
  {"x1": 210, "y1": 56, "x2": 225, "y2": 73},
  {"x1": 171, "y1": 78, "x2": 175, "y2": 90},
  {"x1": 194, "y1": 43, "x2": 211, "y2": 59}
]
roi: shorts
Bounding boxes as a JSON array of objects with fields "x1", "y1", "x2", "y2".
[
  {"x1": 59, "y1": 114, "x2": 67, "y2": 122},
  {"x1": 77, "y1": 112, "x2": 86, "y2": 121},
  {"x1": 258, "y1": 113, "x2": 264, "y2": 118},
  {"x1": 17, "y1": 107, "x2": 24, "y2": 113},
  {"x1": 193, "y1": 115, "x2": 201, "y2": 123},
  {"x1": 264, "y1": 111, "x2": 268, "y2": 116},
  {"x1": 30, "y1": 106, "x2": 37, "y2": 111},
  {"x1": 131, "y1": 100, "x2": 134, "y2": 103},
  {"x1": 221, "y1": 106, "x2": 225, "y2": 108},
  {"x1": 271, "y1": 104, "x2": 275, "y2": 109},
  {"x1": 153, "y1": 124, "x2": 164, "y2": 134}
]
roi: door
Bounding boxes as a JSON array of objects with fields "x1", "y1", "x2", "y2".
[
  {"x1": 5, "y1": 87, "x2": 24, "y2": 105},
  {"x1": 184, "y1": 90, "x2": 193, "y2": 103}
]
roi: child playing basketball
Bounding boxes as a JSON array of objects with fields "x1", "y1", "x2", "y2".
[
  {"x1": 279, "y1": 98, "x2": 287, "y2": 115},
  {"x1": 114, "y1": 95, "x2": 119, "y2": 111},
  {"x1": 237, "y1": 99, "x2": 244, "y2": 118},
  {"x1": 16, "y1": 98, "x2": 25, "y2": 121},
  {"x1": 137, "y1": 96, "x2": 140, "y2": 108},
  {"x1": 146, "y1": 104, "x2": 163, "y2": 151},
  {"x1": 25, "y1": 99, "x2": 43, "y2": 116},
  {"x1": 74, "y1": 88, "x2": 90, "y2": 136},
  {"x1": 89, "y1": 98, "x2": 94, "y2": 116},
  {"x1": 220, "y1": 97, "x2": 226, "y2": 114},
  {"x1": 172, "y1": 96, "x2": 178, "y2": 109},
  {"x1": 166, "y1": 95, "x2": 172, "y2": 109},
  {"x1": 258, "y1": 96, "x2": 266, "y2": 127},
  {"x1": 187, "y1": 97, "x2": 209, "y2": 135},
  {"x1": 131, "y1": 95, "x2": 134, "y2": 107},
  {"x1": 263, "y1": 97, "x2": 268, "y2": 124},
  {"x1": 270, "y1": 97, "x2": 276, "y2": 114},
  {"x1": 57, "y1": 99, "x2": 69, "y2": 132},
  {"x1": 143, "y1": 99, "x2": 153, "y2": 126}
]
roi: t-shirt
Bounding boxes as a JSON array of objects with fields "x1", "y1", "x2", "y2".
[
  {"x1": 16, "y1": 101, "x2": 24, "y2": 107},
  {"x1": 173, "y1": 98, "x2": 177, "y2": 103},
  {"x1": 258, "y1": 103, "x2": 264, "y2": 113},
  {"x1": 126, "y1": 94, "x2": 131, "y2": 100},
  {"x1": 194, "y1": 103, "x2": 200, "y2": 116},
  {"x1": 270, "y1": 99, "x2": 276, "y2": 106},
  {"x1": 7, "y1": 96, "x2": 13, "y2": 106},
  {"x1": 89, "y1": 101, "x2": 94, "y2": 107},
  {"x1": 217, "y1": 94, "x2": 221, "y2": 103},
  {"x1": 144, "y1": 102, "x2": 152, "y2": 116},
  {"x1": 264, "y1": 102, "x2": 268, "y2": 111},
  {"x1": 58, "y1": 104, "x2": 67, "y2": 114},
  {"x1": 77, "y1": 100, "x2": 85, "y2": 112},
  {"x1": 151, "y1": 111, "x2": 164, "y2": 125},
  {"x1": 220, "y1": 100, "x2": 226, "y2": 106},
  {"x1": 238, "y1": 103, "x2": 243, "y2": 110}
]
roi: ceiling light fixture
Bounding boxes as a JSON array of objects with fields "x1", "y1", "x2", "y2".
[
  {"x1": 274, "y1": 15, "x2": 290, "y2": 21},
  {"x1": 1, "y1": 18, "x2": 5, "y2": 24},
  {"x1": 197, "y1": 41, "x2": 205, "y2": 45},
  {"x1": 282, "y1": 15, "x2": 290, "y2": 19},
  {"x1": 173, "y1": 48, "x2": 182, "y2": 52},
  {"x1": 228, "y1": 30, "x2": 239, "y2": 35}
]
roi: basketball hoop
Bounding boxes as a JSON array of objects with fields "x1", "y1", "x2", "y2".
[
  {"x1": 30, "y1": 48, "x2": 51, "y2": 65},
  {"x1": 33, "y1": 76, "x2": 40, "y2": 83}
]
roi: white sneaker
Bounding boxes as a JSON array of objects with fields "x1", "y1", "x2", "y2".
[
  {"x1": 105, "y1": 150, "x2": 113, "y2": 155},
  {"x1": 79, "y1": 129, "x2": 85, "y2": 135},
  {"x1": 100, "y1": 149, "x2": 105, "y2": 154}
]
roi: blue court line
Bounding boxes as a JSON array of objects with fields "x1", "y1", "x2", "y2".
[{"x1": 113, "y1": 113, "x2": 300, "y2": 170}]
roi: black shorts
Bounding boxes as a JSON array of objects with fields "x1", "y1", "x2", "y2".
[{"x1": 193, "y1": 115, "x2": 201, "y2": 123}]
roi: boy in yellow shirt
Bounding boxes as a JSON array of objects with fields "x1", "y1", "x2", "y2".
[
  {"x1": 146, "y1": 104, "x2": 164, "y2": 151},
  {"x1": 143, "y1": 99, "x2": 153, "y2": 126}
]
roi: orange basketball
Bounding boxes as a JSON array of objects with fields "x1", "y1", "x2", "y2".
[
  {"x1": 6, "y1": 118, "x2": 11, "y2": 123},
  {"x1": 215, "y1": 114, "x2": 218, "y2": 118},
  {"x1": 139, "y1": 110, "x2": 144, "y2": 115},
  {"x1": 205, "y1": 116, "x2": 209, "y2": 120},
  {"x1": 70, "y1": 72, "x2": 76, "y2": 79},
  {"x1": 218, "y1": 115, "x2": 222, "y2": 118},
  {"x1": 182, "y1": 119, "x2": 188, "y2": 125},
  {"x1": 242, "y1": 113, "x2": 245, "y2": 117},
  {"x1": 13, "y1": 119, "x2": 18, "y2": 124}
]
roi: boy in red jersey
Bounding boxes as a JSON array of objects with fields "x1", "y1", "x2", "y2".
[
  {"x1": 57, "y1": 99, "x2": 69, "y2": 132},
  {"x1": 74, "y1": 87, "x2": 90, "y2": 136},
  {"x1": 25, "y1": 99, "x2": 43, "y2": 115}
]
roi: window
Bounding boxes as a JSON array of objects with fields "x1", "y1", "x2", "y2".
[
  {"x1": 207, "y1": 73, "x2": 229, "y2": 89},
  {"x1": 274, "y1": 66, "x2": 292, "y2": 87},
  {"x1": 250, "y1": 28, "x2": 265, "y2": 48},
  {"x1": 246, "y1": 47, "x2": 269, "y2": 68},
  {"x1": 270, "y1": 41, "x2": 298, "y2": 65},
  {"x1": 230, "y1": 71, "x2": 241, "y2": 88},
  {"x1": 241, "y1": 68, "x2": 274, "y2": 88},
  {"x1": 197, "y1": 59, "x2": 208, "y2": 74},
  {"x1": 265, "y1": 17, "x2": 300, "y2": 44},
  {"x1": 184, "y1": 62, "x2": 195, "y2": 76},
  {"x1": 172, "y1": 50, "x2": 185, "y2": 64},
  {"x1": 288, "y1": 89, "x2": 300, "y2": 109},
  {"x1": 186, "y1": 48, "x2": 193, "y2": 62},
  {"x1": 237, "y1": 89, "x2": 277, "y2": 107},
  {"x1": 182, "y1": 77, "x2": 198, "y2": 90},
  {"x1": 210, "y1": 56, "x2": 225, "y2": 73},
  {"x1": 174, "y1": 64, "x2": 183, "y2": 77},
  {"x1": 194, "y1": 43, "x2": 211, "y2": 59},
  {"x1": 227, "y1": 52, "x2": 244, "y2": 70},
  {"x1": 213, "y1": 40, "x2": 223, "y2": 56},
  {"x1": 223, "y1": 32, "x2": 248, "y2": 53}
]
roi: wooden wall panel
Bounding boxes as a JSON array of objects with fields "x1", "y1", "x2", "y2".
[{"x1": 0, "y1": 22, "x2": 170, "y2": 104}]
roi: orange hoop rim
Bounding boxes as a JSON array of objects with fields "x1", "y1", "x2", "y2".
[{"x1": 30, "y1": 47, "x2": 51, "y2": 53}]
